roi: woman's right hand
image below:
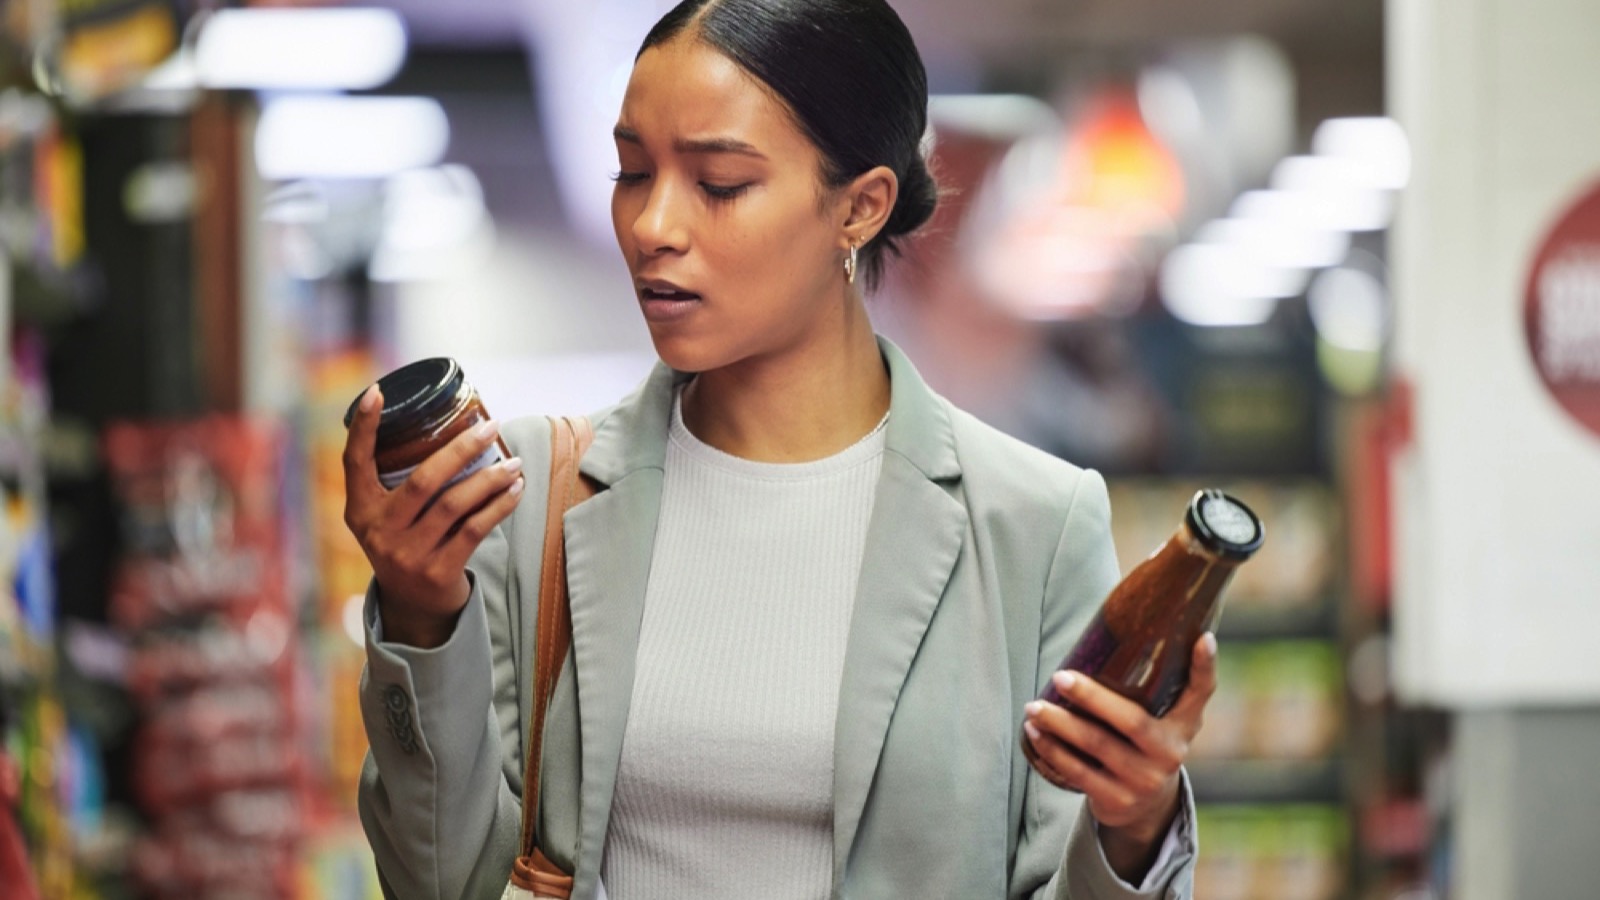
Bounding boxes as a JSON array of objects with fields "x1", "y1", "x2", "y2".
[{"x1": 342, "y1": 385, "x2": 527, "y2": 648}]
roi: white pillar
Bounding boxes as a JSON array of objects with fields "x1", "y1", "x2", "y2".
[
  {"x1": 1388, "y1": 1, "x2": 1600, "y2": 896},
  {"x1": 1388, "y1": 0, "x2": 1600, "y2": 705}
]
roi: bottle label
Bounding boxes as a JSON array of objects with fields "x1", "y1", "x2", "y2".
[{"x1": 379, "y1": 443, "x2": 506, "y2": 492}]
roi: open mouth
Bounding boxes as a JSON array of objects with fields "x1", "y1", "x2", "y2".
[{"x1": 641, "y1": 287, "x2": 702, "y2": 302}]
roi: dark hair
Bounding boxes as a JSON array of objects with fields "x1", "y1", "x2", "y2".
[{"x1": 639, "y1": 0, "x2": 938, "y2": 290}]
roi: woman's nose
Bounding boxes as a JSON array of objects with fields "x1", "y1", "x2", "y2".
[{"x1": 631, "y1": 180, "x2": 689, "y2": 256}]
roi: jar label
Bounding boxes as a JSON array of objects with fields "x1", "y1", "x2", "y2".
[{"x1": 379, "y1": 443, "x2": 506, "y2": 492}]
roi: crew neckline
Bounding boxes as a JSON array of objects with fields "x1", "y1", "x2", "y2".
[{"x1": 667, "y1": 388, "x2": 889, "y2": 481}]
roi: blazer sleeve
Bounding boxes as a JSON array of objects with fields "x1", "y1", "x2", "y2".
[
  {"x1": 1012, "y1": 469, "x2": 1199, "y2": 900},
  {"x1": 356, "y1": 417, "x2": 551, "y2": 900}
]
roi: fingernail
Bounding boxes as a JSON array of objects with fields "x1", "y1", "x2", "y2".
[
  {"x1": 508, "y1": 476, "x2": 525, "y2": 496},
  {"x1": 475, "y1": 419, "x2": 499, "y2": 441},
  {"x1": 360, "y1": 385, "x2": 380, "y2": 412},
  {"x1": 1023, "y1": 721, "x2": 1041, "y2": 741},
  {"x1": 1025, "y1": 701, "x2": 1044, "y2": 717},
  {"x1": 1053, "y1": 671, "x2": 1077, "y2": 692},
  {"x1": 501, "y1": 456, "x2": 524, "y2": 475}
]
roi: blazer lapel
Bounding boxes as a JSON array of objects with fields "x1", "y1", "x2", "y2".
[
  {"x1": 831, "y1": 339, "x2": 968, "y2": 888},
  {"x1": 560, "y1": 362, "x2": 681, "y2": 898}
]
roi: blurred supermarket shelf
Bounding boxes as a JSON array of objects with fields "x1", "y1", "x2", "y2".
[
  {"x1": 1189, "y1": 758, "x2": 1344, "y2": 805},
  {"x1": 1216, "y1": 594, "x2": 1339, "y2": 641}
]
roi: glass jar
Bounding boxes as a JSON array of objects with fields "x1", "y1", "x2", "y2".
[{"x1": 343, "y1": 357, "x2": 509, "y2": 493}]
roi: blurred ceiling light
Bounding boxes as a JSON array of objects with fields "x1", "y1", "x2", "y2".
[
  {"x1": 140, "y1": 46, "x2": 200, "y2": 91},
  {"x1": 380, "y1": 166, "x2": 488, "y2": 253},
  {"x1": 1210, "y1": 200, "x2": 1351, "y2": 270},
  {"x1": 928, "y1": 94, "x2": 1060, "y2": 141},
  {"x1": 1136, "y1": 67, "x2": 1204, "y2": 142},
  {"x1": 1308, "y1": 264, "x2": 1388, "y2": 352},
  {"x1": 260, "y1": 181, "x2": 330, "y2": 225},
  {"x1": 1228, "y1": 190, "x2": 1352, "y2": 268},
  {"x1": 196, "y1": 8, "x2": 407, "y2": 91},
  {"x1": 1216, "y1": 36, "x2": 1296, "y2": 189},
  {"x1": 1312, "y1": 117, "x2": 1411, "y2": 191},
  {"x1": 1194, "y1": 218, "x2": 1311, "y2": 298},
  {"x1": 369, "y1": 165, "x2": 495, "y2": 283},
  {"x1": 255, "y1": 96, "x2": 448, "y2": 180},
  {"x1": 1271, "y1": 155, "x2": 1395, "y2": 232},
  {"x1": 1160, "y1": 242, "x2": 1279, "y2": 327}
]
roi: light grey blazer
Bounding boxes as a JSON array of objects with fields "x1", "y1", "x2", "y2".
[{"x1": 358, "y1": 338, "x2": 1197, "y2": 900}]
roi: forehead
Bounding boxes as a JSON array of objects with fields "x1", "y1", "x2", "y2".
[{"x1": 617, "y1": 37, "x2": 808, "y2": 152}]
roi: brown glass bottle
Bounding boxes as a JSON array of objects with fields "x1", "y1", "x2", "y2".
[{"x1": 1023, "y1": 489, "x2": 1263, "y2": 771}]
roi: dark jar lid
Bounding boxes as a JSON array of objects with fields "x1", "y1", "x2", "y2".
[
  {"x1": 343, "y1": 357, "x2": 467, "y2": 444},
  {"x1": 1185, "y1": 489, "x2": 1265, "y2": 561}
]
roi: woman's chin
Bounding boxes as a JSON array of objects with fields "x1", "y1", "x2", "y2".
[{"x1": 646, "y1": 334, "x2": 722, "y2": 375}]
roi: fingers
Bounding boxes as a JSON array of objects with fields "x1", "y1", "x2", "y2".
[
  {"x1": 1166, "y1": 632, "x2": 1220, "y2": 728},
  {"x1": 343, "y1": 385, "x2": 385, "y2": 518},
  {"x1": 1022, "y1": 720, "x2": 1081, "y2": 790},
  {"x1": 411, "y1": 455, "x2": 526, "y2": 549},
  {"x1": 1025, "y1": 699, "x2": 1175, "y2": 798},
  {"x1": 1023, "y1": 718, "x2": 1136, "y2": 808},
  {"x1": 389, "y1": 418, "x2": 504, "y2": 524},
  {"x1": 1046, "y1": 671, "x2": 1172, "y2": 758},
  {"x1": 431, "y1": 467, "x2": 527, "y2": 575}
]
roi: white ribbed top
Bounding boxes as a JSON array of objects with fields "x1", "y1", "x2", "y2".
[{"x1": 600, "y1": 393, "x2": 887, "y2": 900}]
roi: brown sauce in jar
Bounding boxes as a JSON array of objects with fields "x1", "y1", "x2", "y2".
[{"x1": 344, "y1": 358, "x2": 509, "y2": 493}]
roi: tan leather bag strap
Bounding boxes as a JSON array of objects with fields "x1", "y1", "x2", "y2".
[{"x1": 512, "y1": 416, "x2": 596, "y2": 897}]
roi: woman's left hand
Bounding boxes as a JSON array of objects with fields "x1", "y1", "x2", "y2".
[{"x1": 1021, "y1": 632, "x2": 1218, "y2": 879}]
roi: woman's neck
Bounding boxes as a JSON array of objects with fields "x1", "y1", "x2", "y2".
[{"x1": 680, "y1": 305, "x2": 890, "y2": 463}]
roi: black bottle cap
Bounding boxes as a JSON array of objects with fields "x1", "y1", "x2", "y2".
[
  {"x1": 343, "y1": 358, "x2": 465, "y2": 441},
  {"x1": 1185, "y1": 489, "x2": 1264, "y2": 561}
]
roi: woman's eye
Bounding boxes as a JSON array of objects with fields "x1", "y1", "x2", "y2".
[
  {"x1": 610, "y1": 171, "x2": 648, "y2": 186},
  {"x1": 701, "y1": 182, "x2": 751, "y2": 201}
]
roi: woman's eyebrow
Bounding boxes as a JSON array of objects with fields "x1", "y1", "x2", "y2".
[{"x1": 613, "y1": 125, "x2": 767, "y2": 160}]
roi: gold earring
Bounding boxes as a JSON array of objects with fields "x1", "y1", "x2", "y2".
[{"x1": 844, "y1": 242, "x2": 859, "y2": 285}]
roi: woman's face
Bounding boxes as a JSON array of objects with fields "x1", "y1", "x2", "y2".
[{"x1": 611, "y1": 37, "x2": 849, "y2": 374}]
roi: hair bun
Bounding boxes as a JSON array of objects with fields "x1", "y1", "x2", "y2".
[{"x1": 884, "y1": 155, "x2": 938, "y2": 239}]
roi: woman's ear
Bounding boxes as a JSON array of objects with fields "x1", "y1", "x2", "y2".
[{"x1": 839, "y1": 165, "x2": 899, "y2": 248}]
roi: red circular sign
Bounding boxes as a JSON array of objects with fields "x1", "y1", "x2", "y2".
[{"x1": 1525, "y1": 180, "x2": 1600, "y2": 439}]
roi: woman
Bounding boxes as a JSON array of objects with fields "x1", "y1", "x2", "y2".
[{"x1": 344, "y1": 1, "x2": 1214, "y2": 898}]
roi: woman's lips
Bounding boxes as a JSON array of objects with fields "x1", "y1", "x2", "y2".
[{"x1": 640, "y1": 288, "x2": 702, "y2": 322}]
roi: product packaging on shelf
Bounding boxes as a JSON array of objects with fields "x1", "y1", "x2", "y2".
[{"x1": 104, "y1": 416, "x2": 308, "y2": 899}]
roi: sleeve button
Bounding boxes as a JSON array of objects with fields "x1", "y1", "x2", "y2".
[{"x1": 384, "y1": 685, "x2": 409, "y2": 712}]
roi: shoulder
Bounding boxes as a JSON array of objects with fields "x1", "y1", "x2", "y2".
[
  {"x1": 943, "y1": 399, "x2": 1104, "y2": 526},
  {"x1": 496, "y1": 398, "x2": 627, "y2": 461},
  {"x1": 499, "y1": 415, "x2": 552, "y2": 459}
]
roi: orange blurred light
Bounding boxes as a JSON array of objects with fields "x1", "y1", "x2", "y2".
[
  {"x1": 974, "y1": 86, "x2": 1186, "y2": 320},
  {"x1": 1063, "y1": 89, "x2": 1186, "y2": 225}
]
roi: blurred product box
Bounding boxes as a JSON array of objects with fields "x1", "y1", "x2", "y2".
[
  {"x1": 304, "y1": 353, "x2": 382, "y2": 809},
  {"x1": 104, "y1": 416, "x2": 308, "y2": 900},
  {"x1": 1189, "y1": 640, "x2": 1343, "y2": 763},
  {"x1": 1194, "y1": 804, "x2": 1349, "y2": 900},
  {"x1": 297, "y1": 823, "x2": 385, "y2": 900},
  {"x1": 1244, "y1": 641, "x2": 1343, "y2": 761}
]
